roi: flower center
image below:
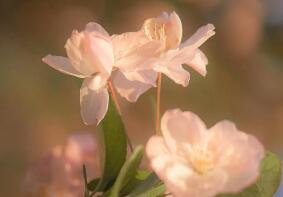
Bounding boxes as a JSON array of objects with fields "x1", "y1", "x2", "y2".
[
  {"x1": 143, "y1": 19, "x2": 167, "y2": 49},
  {"x1": 189, "y1": 147, "x2": 214, "y2": 175}
]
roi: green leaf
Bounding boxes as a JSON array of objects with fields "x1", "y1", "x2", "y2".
[
  {"x1": 95, "y1": 99, "x2": 127, "y2": 192},
  {"x1": 83, "y1": 164, "x2": 91, "y2": 197},
  {"x1": 87, "y1": 178, "x2": 100, "y2": 191},
  {"x1": 121, "y1": 170, "x2": 151, "y2": 195},
  {"x1": 108, "y1": 146, "x2": 144, "y2": 197},
  {"x1": 127, "y1": 173, "x2": 165, "y2": 197},
  {"x1": 218, "y1": 151, "x2": 282, "y2": 197},
  {"x1": 134, "y1": 184, "x2": 166, "y2": 197}
]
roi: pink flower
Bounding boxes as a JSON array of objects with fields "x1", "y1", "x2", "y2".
[
  {"x1": 43, "y1": 22, "x2": 162, "y2": 123},
  {"x1": 113, "y1": 12, "x2": 215, "y2": 102},
  {"x1": 43, "y1": 22, "x2": 114, "y2": 125},
  {"x1": 146, "y1": 109, "x2": 264, "y2": 197},
  {"x1": 23, "y1": 134, "x2": 101, "y2": 197},
  {"x1": 111, "y1": 31, "x2": 162, "y2": 102}
]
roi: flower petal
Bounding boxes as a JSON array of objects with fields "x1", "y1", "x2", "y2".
[
  {"x1": 153, "y1": 49, "x2": 191, "y2": 87},
  {"x1": 186, "y1": 49, "x2": 208, "y2": 76},
  {"x1": 154, "y1": 64, "x2": 190, "y2": 87},
  {"x1": 85, "y1": 22, "x2": 109, "y2": 36},
  {"x1": 80, "y1": 77, "x2": 109, "y2": 125},
  {"x1": 42, "y1": 55, "x2": 86, "y2": 78},
  {"x1": 166, "y1": 12, "x2": 183, "y2": 49},
  {"x1": 122, "y1": 70, "x2": 157, "y2": 86},
  {"x1": 113, "y1": 71, "x2": 153, "y2": 102},
  {"x1": 161, "y1": 109, "x2": 207, "y2": 153},
  {"x1": 65, "y1": 30, "x2": 114, "y2": 76},
  {"x1": 208, "y1": 120, "x2": 265, "y2": 193},
  {"x1": 181, "y1": 24, "x2": 215, "y2": 49},
  {"x1": 146, "y1": 136, "x2": 226, "y2": 197},
  {"x1": 111, "y1": 31, "x2": 149, "y2": 61},
  {"x1": 114, "y1": 39, "x2": 163, "y2": 71}
]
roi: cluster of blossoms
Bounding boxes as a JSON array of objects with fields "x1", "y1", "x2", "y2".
[
  {"x1": 23, "y1": 134, "x2": 101, "y2": 196},
  {"x1": 40, "y1": 12, "x2": 265, "y2": 197}
]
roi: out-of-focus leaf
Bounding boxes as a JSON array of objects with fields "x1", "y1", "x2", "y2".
[
  {"x1": 133, "y1": 184, "x2": 166, "y2": 197},
  {"x1": 95, "y1": 99, "x2": 127, "y2": 192},
  {"x1": 108, "y1": 146, "x2": 144, "y2": 197},
  {"x1": 83, "y1": 164, "x2": 91, "y2": 197},
  {"x1": 127, "y1": 173, "x2": 165, "y2": 197},
  {"x1": 121, "y1": 170, "x2": 151, "y2": 195},
  {"x1": 87, "y1": 178, "x2": 100, "y2": 191},
  {"x1": 218, "y1": 151, "x2": 282, "y2": 197}
]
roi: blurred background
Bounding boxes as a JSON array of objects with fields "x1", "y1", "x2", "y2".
[{"x1": 0, "y1": 0, "x2": 283, "y2": 196}]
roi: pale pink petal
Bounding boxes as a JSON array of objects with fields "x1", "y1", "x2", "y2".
[
  {"x1": 42, "y1": 55, "x2": 86, "y2": 78},
  {"x1": 85, "y1": 22, "x2": 109, "y2": 36},
  {"x1": 165, "y1": 166, "x2": 226, "y2": 197},
  {"x1": 122, "y1": 70, "x2": 157, "y2": 86},
  {"x1": 186, "y1": 49, "x2": 208, "y2": 76},
  {"x1": 111, "y1": 31, "x2": 149, "y2": 61},
  {"x1": 181, "y1": 24, "x2": 215, "y2": 49},
  {"x1": 161, "y1": 109, "x2": 207, "y2": 153},
  {"x1": 65, "y1": 30, "x2": 114, "y2": 76},
  {"x1": 165, "y1": 12, "x2": 183, "y2": 49},
  {"x1": 145, "y1": 136, "x2": 226, "y2": 197},
  {"x1": 146, "y1": 135, "x2": 170, "y2": 159},
  {"x1": 114, "y1": 40, "x2": 163, "y2": 71},
  {"x1": 113, "y1": 71, "x2": 153, "y2": 102},
  {"x1": 154, "y1": 64, "x2": 190, "y2": 87},
  {"x1": 153, "y1": 49, "x2": 192, "y2": 87},
  {"x1": 83, "y1": 74, "x2": 108, "y2": 91},
  {"x1": 208, "y1": 121, "x2": 265, "y2": 193},
  {"x1": 80, "y1": 32, "x2": 114, "y2": 76},
  {"x1": 80, "y1": 77, "x2": 109, "y2": 125}
]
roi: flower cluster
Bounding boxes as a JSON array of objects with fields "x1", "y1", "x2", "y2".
[{"x1": 42, "y1": 12, "x2": 265, "y2": 197}]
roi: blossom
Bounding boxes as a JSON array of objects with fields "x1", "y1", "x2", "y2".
[
  {"x1": 43, "y1": 22, "x2": 114, "y2": 125},
  {"x1": 113, "y1": 12, "x2": 215, "y2": 101},
  {"x1": 146, "y1": 109, "x2": 265, "y2": 197},
  {"x1": 23, "y1": 134, "x2": 101, "y2": 197},
  {"x1": 111, "y1": 31, "x2": 161, "y2": 102},
  {"x1": 43, "y1": 22, "x2": 162, "y2": 123}
]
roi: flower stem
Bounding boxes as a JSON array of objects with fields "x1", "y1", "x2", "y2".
[
  {"x1": 107, "y1": 81, "x2": 134, "y2": 152},
  {"x1": 156, "y1": 73, "x2": 162, "y2": 135}
]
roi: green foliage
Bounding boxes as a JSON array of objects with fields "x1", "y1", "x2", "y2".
[
  {"x1": 127, "y1": 172, "x2": 165, "y2": 197},
  {"x1": 218, "y1": 151, "x2": 282, "y2": 197},
  {"x1": 95, "y1": 99, "x2": 128, "y2": 192},
  {"x1": 83, "y1": 165, "x2": 91, "y2": 197},
  {"x1": 108, "y1": 146, "x2": 144, "y2": 197}
]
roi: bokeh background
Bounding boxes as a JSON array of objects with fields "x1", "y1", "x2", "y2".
[{"x1": 1, "y1": 0, "x2": 283, "y2": 196}]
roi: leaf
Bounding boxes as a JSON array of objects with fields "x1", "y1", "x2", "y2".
[
  {"x1": 218, "y1": 151, "x2": 282, "y2": 197},
  {"x1": 134, "y1": 184, "x2": 166, "y2": 197},
  {"x1": 87, "y1": 178, "x2": 100, "y2": 191},
  {"x1": 95, "y1": 99, "x2": 128, "y2": 192},
  {"x1": 83, "y1": 164, "x2": 91, "y2": 197},
  {"x1": 121, "y1": 170, "x2": 151, "y2": 195},
  {"x1": 127, "y1": 173, "x2": 165, "y2": 197},
  {"x1": 108, "y1": 146, "x2": 144, "y2": 197}
]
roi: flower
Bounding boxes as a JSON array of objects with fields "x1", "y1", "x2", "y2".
[
  {"x1": 23, "y1": 134, "x2": 101, "y2": 197},
  {"x1": 146, "y1": 109, "x2": 265, "y2": 197},
  {"x1": 113, "y1": 12, "x2": 215, "y2": 101},
  {"x1": 43, "y1": 22, "x2": 114, "y2": 125},
  {"x1": 43, "y1": 22, "x2": 162, "y2": 123},
  {"x1": 111, "y1": 31, "x2": 162, "y2": 102}
]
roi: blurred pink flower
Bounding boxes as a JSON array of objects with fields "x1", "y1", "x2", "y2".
[
  {"x1": 23, "y1": 133, "x2": 101, "y2": 197},
  {"x1": 113, "y1": 12, "x2": 215, "y2": 102},
  {"x1": 146, "y1": 109, "x2": 264, "y2": 197},
  {"x1": 43, "y1": 22, "x2": 114, "y2": 125}
]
